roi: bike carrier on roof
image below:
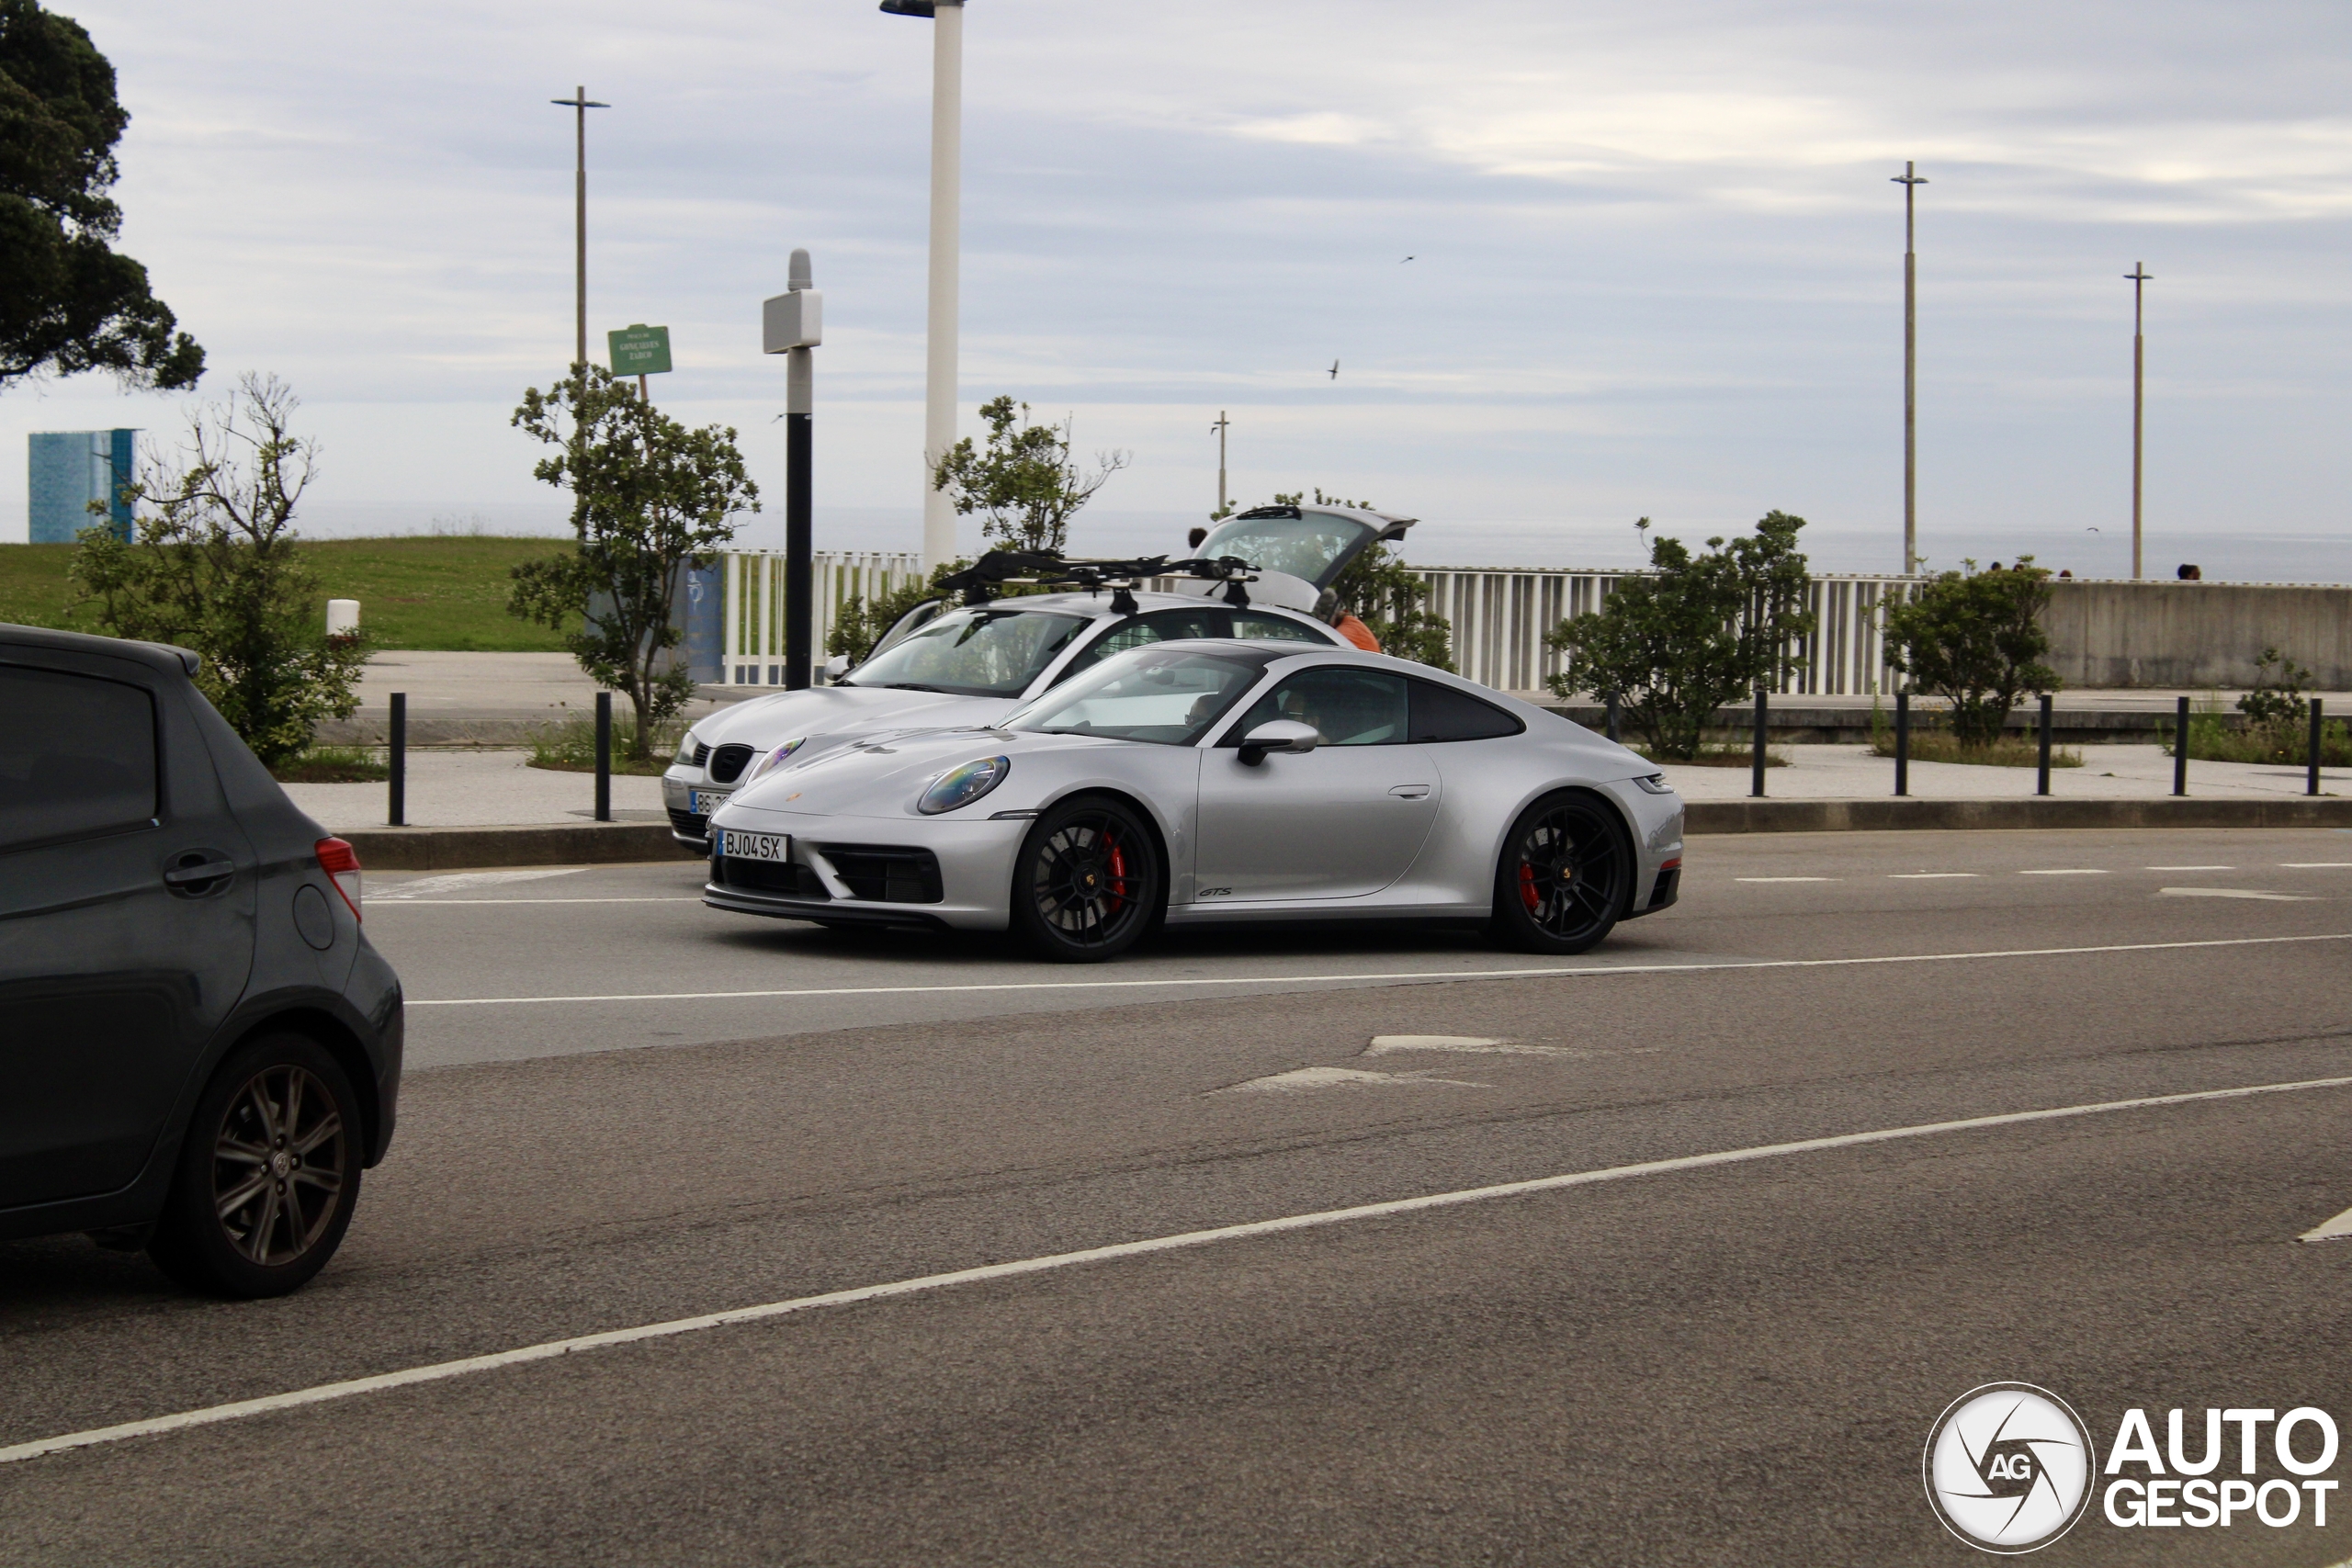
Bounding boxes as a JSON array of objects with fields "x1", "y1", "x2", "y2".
[{"x1": 935, "y1": 550, "x2": 1261, "y2": 613}]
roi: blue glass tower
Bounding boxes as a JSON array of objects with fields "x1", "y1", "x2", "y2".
[{"x1": 28, "y1": 429, "x2": 136, "y2": 543}]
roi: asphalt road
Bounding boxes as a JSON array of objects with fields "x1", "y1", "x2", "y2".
[{"x1": 5, "y1": 828, "x2": 2352, "y2": 1565}]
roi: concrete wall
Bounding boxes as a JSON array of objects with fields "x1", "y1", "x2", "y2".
[{"x1": 2041, "y1": 580, "x2": 2352, "y2": 689}]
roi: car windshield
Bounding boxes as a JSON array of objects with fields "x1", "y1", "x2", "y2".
[
  {"x1": 1196, "y1": 512, "x2": 1377, "y2": 589},
  {"x1": 839, "y1": 606, "x2": 1089, "y2": 697},
  {"x1": 1007, "y1": 647, "x2": 1267, "y2": 747}
]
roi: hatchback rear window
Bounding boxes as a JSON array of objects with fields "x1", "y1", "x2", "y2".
[{"x1": 0, "y1": 665, "x2": 159, "y2": 850}]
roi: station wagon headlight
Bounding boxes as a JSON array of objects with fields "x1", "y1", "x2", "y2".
[
  {"x1": 744, "y1": 736, "x2": 808, "y2": 784},
  {"x1": 920, "y1": 755, "x2": 1010, "y2": 815}
]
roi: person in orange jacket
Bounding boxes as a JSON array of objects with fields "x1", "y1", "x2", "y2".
[{"x1": 1334, "y1": 613, "x2": 1380, "y2": 652}]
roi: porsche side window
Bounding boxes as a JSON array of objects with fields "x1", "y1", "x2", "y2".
[
  {"x1": 1229, "y1": 612, "x2": 1328, "y2": 645},
  {"x1": 0, "y1": 665, "x2": 159, "y2": 852},
  {"x1": 1056, "y1": 608, "x2": 1228, "y2": 682},
  {"x1": 1407, "y1": 678, "x2": 1525, "y2": 742},
  {"x1": 1012, "y1": 648, "x2": 1263, "y2": 746},
  {"x1": 1227, "y1": 668, "x2": 1408, "y2": 747}
]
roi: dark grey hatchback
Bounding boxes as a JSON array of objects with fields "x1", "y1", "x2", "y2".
[{"x1": 0, "y1": 624, "x2": 401, "y2": 1296}]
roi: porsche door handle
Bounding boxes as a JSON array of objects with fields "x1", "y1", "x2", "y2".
[{"x1": 1388, "y1": 784, "x2": 1431, "y2": 800}]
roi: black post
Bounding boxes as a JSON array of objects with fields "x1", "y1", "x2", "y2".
[
  {"x1": 594, "y1": 691, "x2": 613, "y2": 822},
  {"x1": 2312, "y1": 697, "x2": 2325, "y2": 797},
  {"x1": 1894, "y1": 690, "x2": 1909, "y2": 797},
  {"x1": 2036, "y1": 693, "x2": 2052, "y2": 796},
  {"x1": 785, "y1": 408, "x2": 812, "y2": 690},
  {"x1": 2173, "y1": 694, "x2": 2190, "y2": 797},
  {"x1": 1604, "y1": 691, "x2": 1621, "y2": 744},
  {"x1": 388, "y1": 692, "x2": 406, "y2": 827},
  {"x1": 1750, "y1": 688, "x2": 1768, "y2": 798}
]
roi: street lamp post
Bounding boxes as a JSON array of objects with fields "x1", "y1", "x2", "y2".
[
  {"x1": 882, "y1": 0, "x2": 965, "y2": 570},
  {"x1": 1211, "y1": 411, "x2": 1230, "y2": 515},
  {"x1": 764, "y1": 251, "x2": 824, "y2": 690},
  {"x1": 1893, "y1": 161, "x2": 1927, "y2": 576},
  {"x1": 2126, "y1": 263, "x2": 2153, "y2": 581},
  {"x1": 550, "y1": 87, "x2": 610, "y2": 368}
]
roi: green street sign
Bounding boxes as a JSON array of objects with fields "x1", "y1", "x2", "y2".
[{"x1": 607, "y1": 323, "x2": 673, "y2": 376}]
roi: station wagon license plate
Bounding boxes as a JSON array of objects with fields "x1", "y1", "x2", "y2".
[
  {"x1": 688, "y1": 788, "x2": 731, "y2": 815},
  {"x1": 719, "y1": 829, "x2": 789, "y2": 863}
]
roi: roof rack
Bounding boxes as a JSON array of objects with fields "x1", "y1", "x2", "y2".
[{"x1": 934, "y1": 550, "x2": 1261, "y2": 612}]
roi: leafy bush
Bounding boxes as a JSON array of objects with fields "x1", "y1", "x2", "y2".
[
  {"x1": 270, "y1": 745, "x2": 388, "y2": 784},
  {"x1": 933, "y1": 396, "x2": 1126, "y2": 555},
  {"x1": 1882, "y1": 558, "x2": 2058, "y2": 747},
  {"x1": 70, "y1": 374, "x2": 368, "y2": 766},
  {"x1": 1543, "y1": 512, "x2": 1815, "y2": 761},
  {"x1": 525, "y1": 713, "x2": 685, "y2": 775}
]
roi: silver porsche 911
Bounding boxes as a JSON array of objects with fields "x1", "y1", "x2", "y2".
[{"x1": 701, "y1": 640, "x2": 1684, "y2": 962}]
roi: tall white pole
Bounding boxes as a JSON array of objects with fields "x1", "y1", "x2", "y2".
[{"x1": 922, "y1": 1, "x2": 965, "y2": 570}]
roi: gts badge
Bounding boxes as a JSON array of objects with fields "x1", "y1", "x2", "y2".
[{"x1": 1198, "y1": 886, "x2": 1233, "y2": 898}]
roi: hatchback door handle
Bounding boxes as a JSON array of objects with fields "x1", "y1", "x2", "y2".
[
  {"x1": 1388, "y1": 784, "x2": 1431, "y2": 800},
  {"x1": 163, "y1": 855, "x2": 236, "y2": 893}
]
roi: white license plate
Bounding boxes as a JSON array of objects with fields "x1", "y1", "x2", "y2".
[
  {"x1": 688, "y1": 787, "x2": 731, "y2": 815},
  {"x1": 719, "y1": 829, "x2": 790, "y2": 863}
]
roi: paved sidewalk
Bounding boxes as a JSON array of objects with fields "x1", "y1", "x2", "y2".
[
  {"x1": 1658, "y1": 743, "x2": 2343, "y2": 801},
  {"x1": 284, "y1": 749, "x2": 667, "y2": 834}
]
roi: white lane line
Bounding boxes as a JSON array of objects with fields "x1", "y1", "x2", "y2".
[
  {"x1": 2149, "y1": 865, "x2": 2234, "y2": 872},
  {"x1": 8, "y1": 1071, "x2": 2349, "y2": 1469},
  {"x1": 375, "y1": 869, "x2": 582, "y2": 901},
  {"x1": 1363, "y1": 1035, "x2": 1584, "y2": 1057},
  {"x1": 375, "y1": 898, "x2": 704, "y2": 906},
  {"x1": 1890, "y1": 873, "x2": 1979, "y2": 879},
  {"x1": 403, "y1": 931, "x2": 2352, "y2": 1008},
  {"x1": 2160, "y1": 887, "x2": 2313, "y2": 902},
  {"x1": 2018, "y1": 869, "x2": 2109, "y2": 876},
  {"x1": 2283, "y1": 863, "x2": 2352, "y2": 869},
  {"x1": 2299, "y1": 1205, "x2": 2352, "y2": 1244},
  {"x1": 1736, "y1": 876, "x2": 1839, "y2": 883},
  {"x1": 1216, "y1": 1066, "x2": 1491, "y2": 1093}
]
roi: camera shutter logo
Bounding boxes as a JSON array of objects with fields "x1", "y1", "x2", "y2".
[{"x1": 1923, "y1": 1383, "x2": 2097, "y2": 1552}]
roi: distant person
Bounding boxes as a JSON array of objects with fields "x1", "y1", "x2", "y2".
[
  {"x1": 1334, "y1": 613, "x2": 1380, "y2": 651},
  {"x1": 2177, "y1": 563, "x2": 2202, "y2": 581},
  {"x1": 1187, "y1": 526, "x2": 1208, "y2": 550},
  {"x1": 2058, "y1": 569, "x2": 2073, "y2": 579}
]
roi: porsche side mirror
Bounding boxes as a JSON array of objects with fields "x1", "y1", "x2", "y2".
[
  {"x1": 1238, "y1": 719, "x2": 1318, "y2": 765},
  {"x1": 822, "y1": 653, "x2": 853, "y2": 683}
]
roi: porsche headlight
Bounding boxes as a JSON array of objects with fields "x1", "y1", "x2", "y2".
[
  {"x1": 744, "y1": 736, "x2": 808, "y2": 784},
  {"x1": 919, "y1": 755, "x2": 1010, "y2": 815},
  {"x1": 1632, "y1": 773, "x2": 1675, "y2": 795}
]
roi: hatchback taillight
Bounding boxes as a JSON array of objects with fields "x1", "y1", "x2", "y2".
[{"x1": 316, "y1": 837, "x2": 362, "y2": 921}]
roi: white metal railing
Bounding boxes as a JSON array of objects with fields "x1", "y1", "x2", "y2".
[
  {"x1": 1418, "y1": 568, "x2": 1922, "y2": 697},
  {"x1": 719, "y1": 550, "x2": 925, "y2": 685},
  {"x1": 715, "y1": 551, "x2": 1922, "y2": 696}
]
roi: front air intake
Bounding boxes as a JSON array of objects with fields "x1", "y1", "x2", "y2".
[{"x1": 707, "y1": 743, "x2": 754, "y2": 784}]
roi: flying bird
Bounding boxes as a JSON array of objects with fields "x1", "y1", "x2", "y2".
[
  {"x1": 1328, "y1": 360, "x2": 1340, "y2": 379},
  {"x1": 1401, "y1": 255, "x2": 1415, "y2": 263}
]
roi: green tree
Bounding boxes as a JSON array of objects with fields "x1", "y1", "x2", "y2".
[
  {"x1": 933, "y1": 395, "x2": 1127, "y2": 554},
  {"x1": 827, "y1": 562, "x2": 961, "y2": 665},
  {"x1": 0, "y1": 0, "x2": 202, "y2": 390},
  {"x1": 510, "y1": 365, "x2": 759, "y2": 758},
  {"x1": 1264, "y1": 490, "x2": 1454, "y2": 670},
  {"x1": 70, "y1": 374, "x2": 365, "y2": 766},
  {"x1": 1882, "y1": 558, "x2": 2059, "y2": 746},
  {"x1": 1544, "y1": 513, "x2": 1816, "y2": 760}
]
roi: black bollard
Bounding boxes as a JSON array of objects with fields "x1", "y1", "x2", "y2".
[
  {"x1": 389, "y1": 692, "x2": 406, "y2": 827},
  {"x1": 594, "y1": 691, "x2": 613, "y2": 823},
  {"x1": 2037, "y1": 693, "x2": 2052, "y2": 796},
  {"x1": 1605, "y1": 691, "x2": 1621, "y2": 744},
  {"x1": 1894, "y1": 691, "x2": 1910, "y2": 797},
  {"x1": 1751, "y1": 689, "x2": 1768, "y2": 799},
  {"x1": 2312, "y1": 698, "x2": 2325, "y2": 798},
  {"x1": 2173, "y1": 694, "x2": 2190, "y2": 796}
]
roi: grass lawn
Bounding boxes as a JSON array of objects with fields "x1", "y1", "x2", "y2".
[{"x1": 0, "y1": 536, "x2": 579, "y2": 650}]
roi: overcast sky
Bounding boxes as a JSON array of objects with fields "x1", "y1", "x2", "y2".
[{"x1": 6, "y1": 0, "x2": 2350, "y2": 577}]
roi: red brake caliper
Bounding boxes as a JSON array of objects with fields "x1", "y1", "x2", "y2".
[
  {"x1": 1519, "y1": 861, "x2": 1541, "y2": 913},
  {"x1": 1103, "y1": 833, "x2": 1127, "y2": 915}
]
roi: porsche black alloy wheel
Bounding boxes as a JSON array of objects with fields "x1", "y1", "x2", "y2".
[
  {"x1": 1490, "y1": 791, "x2": 1633, "y2": 954},
  {"x1": 1012, "y1": 797, "x2": 1162, "y2": 962},
  {"x1": 150, "y1": 1034, "x2": 362, "y2": 1297}
]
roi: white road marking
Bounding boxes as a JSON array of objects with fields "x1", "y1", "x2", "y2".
[
  {"x1": 2148, "y1": 865, "x2": 2233, "y2": 872},
  {"x1": 402, "y1": 931, "x2": 2352, "y2": 1009},
  {"x1": 375, "y1": 869, "x2": 582, "y2": 901},
  {"x1": 1216, "y1": 1066, "x2": 1491, "y2": 1093},
  {"x1": 2282, "y1": 863, "x2": 2352, "y2": 869},
  {"x1": 1890, "y1": 873, "x2": 1978, "y2": 879},
  {"x1": 2159, "y1": 887, "x2": 2312, "y2": 902},
  {"x1": 2018, "y1": 869, "x2": 2108, "y2": 876},
  {"x1": 1736, "y1": 876, "x2": 1838, "y2": 883},
  {"x1": 2299, "y1": 1205, "x2": 2352, "y2": 1244},
  {"x1": 8, "y1": 1071, "x2": 2350, "y2": 1469},
  {"x1": 1363, "y1": 1035, "x2": 1586, "y2": 1057}
]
